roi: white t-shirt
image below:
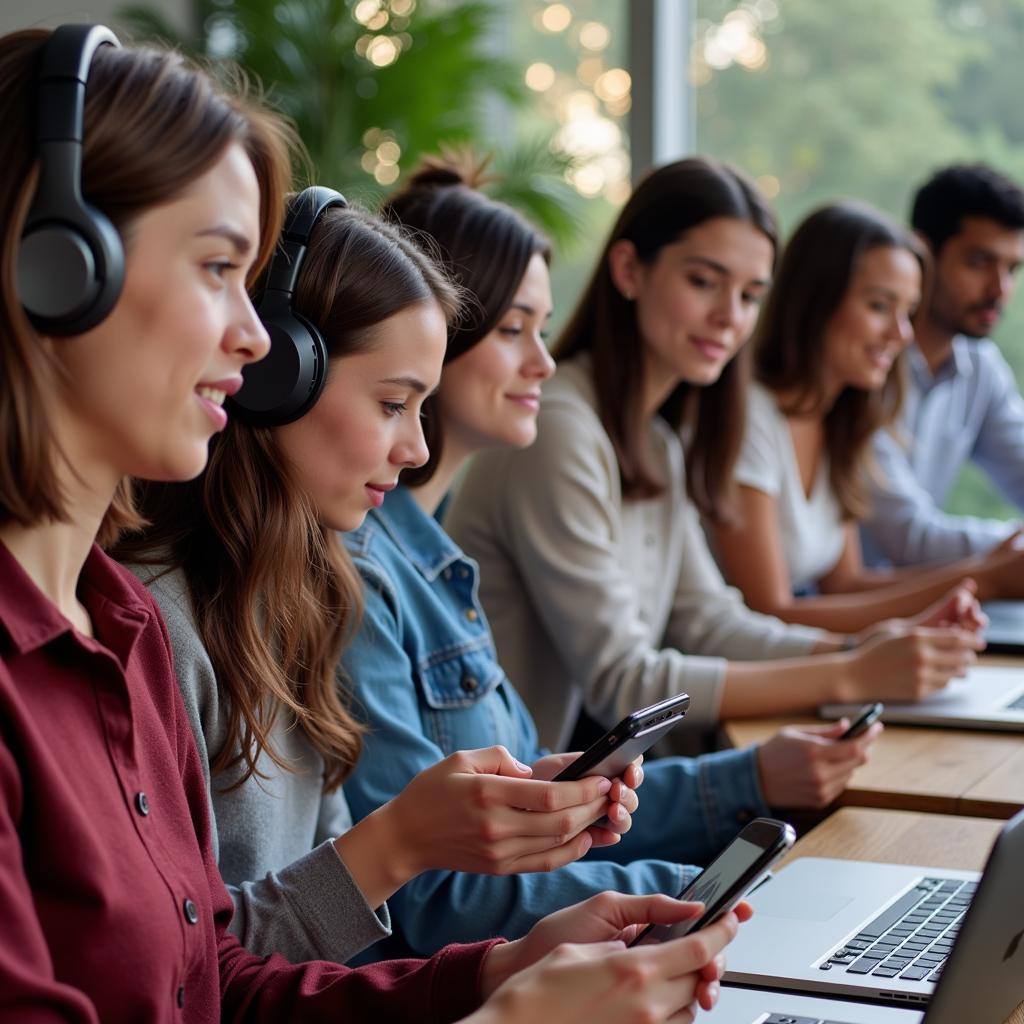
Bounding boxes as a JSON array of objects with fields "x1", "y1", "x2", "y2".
[{"x1": 734, "y1": 382, "x2": 846, "y2": 592}]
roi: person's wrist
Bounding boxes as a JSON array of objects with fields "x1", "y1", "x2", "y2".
[
  {"x1": 373, "y1": 796, "x2": 424, "y2": 884},
  {"x1": 479, "y1": 939, "x2": 521, "y2": 1000},
  {"x1": 972, "y1": 561, "x2": 995, "y2": 601},
  {"x1": 754, "y1": 744, "x2": 773, "y2": 807},
  {"x1": 334, "y1": 801, "x2": 418, "y2": 906},
  {"x1": 829, "y1": 648, "x2": 861, "y2": 704}
]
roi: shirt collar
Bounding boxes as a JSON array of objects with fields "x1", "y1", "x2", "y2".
[
  {"x1": 370, "y1": 485, "x2": 463, "y2": 581},
  {"x1": 908, "y1": 335, "x2": 975, "y2": 388},
  {"x1": 0, "y1": 541, "x2": 151, "y2": 657}
]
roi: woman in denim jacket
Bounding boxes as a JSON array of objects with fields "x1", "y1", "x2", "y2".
[{"x1": 340, "y1": 157, "x2": 878, "y2": 959}]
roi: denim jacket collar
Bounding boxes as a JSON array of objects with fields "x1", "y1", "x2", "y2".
[{"x1": 370, "y1": 485, "x2": 463, "y2": 582}]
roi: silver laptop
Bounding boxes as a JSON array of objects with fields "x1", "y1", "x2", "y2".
[
  {"x1": 709, "y1": 987, "x2": 921, "y2": 1023},
  {"x1": 982, "y1": 600, "x2": 1024, "y2": 655},
  {"x1": 821, "y1": 665, "x2": 1024, "y2": 732},
  {"x1": 722, "y1": 808, "x2": 1024, "y2": 1009}
]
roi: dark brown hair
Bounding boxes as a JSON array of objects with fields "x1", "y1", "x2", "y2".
[
  {"x1": 753, "y1": 200, "x2": 928, "y2": 519},
  {"x1": 553, "y1": 157, "x2": 778, "y2": 521},
  {"x1": 912, "y1": 162, "x2": 1024, "y2": 256},
  {"x1": 116, "y1": 205, "x2": 460, "y2": 791},
  {"x1": 0, "y1": 30, "x2": 294, "y2": 547},
  {"x1": 381, "y1": 153, "x2": 551, "y2": 486}
]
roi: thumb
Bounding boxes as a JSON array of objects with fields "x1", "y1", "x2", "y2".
[
  {"x1": 471, "y1": 745, "x2": 534, "y2": 778},
  {"x1": 606, "y1": 894, "x2": 706, "y2": 929},
  {"x1": 795, "y1": 719, "x2": 848, "y2": 739}
]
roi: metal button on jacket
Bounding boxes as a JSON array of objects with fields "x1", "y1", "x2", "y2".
[
  {"x1": 461, "y1": 675, "x2": 479, "y2": 694},
  {"x1": 182, "y1": 898, "x2": 199, "y2": 925},
  {"x1": 134, "y1": 791, "x2": 150, "y2": 816}
]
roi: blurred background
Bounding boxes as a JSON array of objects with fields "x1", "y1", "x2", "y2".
[{"x1": 5, "y1": 0, "x2": 1024, "y2": 517}]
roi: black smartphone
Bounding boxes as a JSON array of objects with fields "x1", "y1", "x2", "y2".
[
  {"x1": 839, "y1": 702, "x2": 884, "y2": 739},
  {"x1": 629, "y1": 818, "x2": 796, "y2": 945},
  {"x1": 552, "y1": 693, "x2": 690, "y2": 782}
]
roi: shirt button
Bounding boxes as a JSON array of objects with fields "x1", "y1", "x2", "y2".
[
  {"x1": 644, "y1": 534, "x2": 656, "y2": 547},
  {"x1": 183, "y1": 898, "x2": 199, "y2": 925},
  {"x1": 177, "y1": 985, "x2": 185, "y2": 1008},
  {"x1": 461, "y1": 675, "x2": 479, "y2": 694},
  {"x1": 465, "y1": 609, "x2": 478, "y2": 622},
  {"x1": 134, "y1": 792, "x2": 150, "y2": 816}
]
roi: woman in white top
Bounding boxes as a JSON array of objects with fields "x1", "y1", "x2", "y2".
[
  {"x1": 714, "y1": 200, "x2": 1023, "y2": 633},
  {"x1": 447, "y1": 161, "x2": 983, "y2": 771}
]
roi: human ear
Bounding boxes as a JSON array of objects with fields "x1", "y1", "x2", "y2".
[{"x1": 608, "y1": 239, "x2": 641, "y2": 301}]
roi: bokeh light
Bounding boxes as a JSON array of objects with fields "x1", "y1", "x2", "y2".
[
  {"x1": 579, "y1": 21, "x2": 610, "y2": 51},
  {"x1": 525, "y1": 61, "x2": 556, "y2": 91},
  {"x1": 541, "y1": 4, "x2": 572, "y2": 33},
  {"x1": 594, "y1": 68, "x2": 630, "y2": 103}
]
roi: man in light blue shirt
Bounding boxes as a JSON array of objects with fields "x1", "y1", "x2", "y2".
[{"x1": 863, "y1": 163, "x2": 1024, "y2": 565}]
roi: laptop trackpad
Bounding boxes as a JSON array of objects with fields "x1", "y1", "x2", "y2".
[{"x1": 753, "y1": 880, "x2": 855, "y2": 921}]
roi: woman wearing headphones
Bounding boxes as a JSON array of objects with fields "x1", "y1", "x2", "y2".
[
  {"x1": 0, "y1": 26, "x2": 742, "y2": 1024},
  {"x1": 118, "y1": 195, "x2": 646, "y2": 962}
]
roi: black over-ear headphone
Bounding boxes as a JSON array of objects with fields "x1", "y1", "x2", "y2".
[
  {"x1": 228, "y1": 186, "x2": 347, "y2": 427},
  {"x1": 18, "y1": 24, "x2": 124, "y2": 335}
]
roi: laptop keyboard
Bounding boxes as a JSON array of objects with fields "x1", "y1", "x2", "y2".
[
  {"x1": 816, "y1": 876, "x2": 975, "y2": 983},
  {"x1": 1006, "y1": 692, "x2": 1024, "y2": 711}
]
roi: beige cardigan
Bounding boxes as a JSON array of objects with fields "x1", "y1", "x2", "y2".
[{"x1": 445, "y1": 353, "x2": 825, "y2": 751}]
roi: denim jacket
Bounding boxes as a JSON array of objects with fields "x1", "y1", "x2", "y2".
[{"x1": 341, "y1": 485, "x2": 768, "y2": 958}]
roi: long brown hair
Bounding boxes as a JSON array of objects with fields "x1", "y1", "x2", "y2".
[
  {"x1": 116, "y1": 206, "x2": 460, "y2": 792},
  {"x1": 753, "y1": 201, "x2": 928, "y2": 519},
  {"x1": 0, "y1": 30, "x2": 293, "y2": 547},
  {"x1": 381, "y1": 153, "x2": 551, "y2": 486},
  {"x1": 553, "y1": 157, "x2": 778, "y2": 522}
]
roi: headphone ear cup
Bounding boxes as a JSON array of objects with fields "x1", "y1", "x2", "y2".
[
  {"x1": 229, "y1": 310, "x2": 327, "y2": 427},
  {"x1": 18, "y1": 200, "x2": 124, "y2": 335}
]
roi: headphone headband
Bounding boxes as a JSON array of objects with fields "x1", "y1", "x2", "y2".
[
  {"x1": 228, "y1": 186, "x2": 348, "y2": 427},
  {"x1": 18, "y1": 24, "x2": 125, "y2": 334},
  {"x1": 34, "y1": 24, "x2": 119, "y2": 144},
  {"x1": 261, "y1": 185, "x2": 348, "y2": 300}
]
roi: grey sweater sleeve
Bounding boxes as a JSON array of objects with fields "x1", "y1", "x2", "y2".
[{"x1": 135, "y1": 565, "x2": 391, "y2": 964}]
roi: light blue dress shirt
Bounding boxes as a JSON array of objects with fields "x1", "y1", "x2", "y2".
[
  {"x1": 862, "y1": 338, "x2": 1024, "y2": 564},
  {"x1": 340, "y1": 485, "x2": 769, "y2": 958}
]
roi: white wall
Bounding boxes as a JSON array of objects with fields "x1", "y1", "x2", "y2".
[{"x1": 0, "y1": 0, "x2": 191, "y2": 35}]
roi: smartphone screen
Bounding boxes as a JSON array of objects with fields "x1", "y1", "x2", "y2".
[{"x1": 631, "y1": 819, "x2": 795, "y2": 945}]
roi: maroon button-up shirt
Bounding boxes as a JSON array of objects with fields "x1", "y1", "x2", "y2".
[{"x1": 0, "y1": 541, "x2": 496, "y2": 1022}]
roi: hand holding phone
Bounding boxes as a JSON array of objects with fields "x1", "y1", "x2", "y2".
[
  {"x1": 839, "y1": 702, "x2": 884, "y2": 739},
  {"x1": 553, "y1": 694, "x2": 690, "y2": 782},
  {"x1": 629, "y1": 818, "x2": 795, "y2": 946}
]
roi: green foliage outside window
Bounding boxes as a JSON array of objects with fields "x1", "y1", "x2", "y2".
[
  {"x1": 696, "y1": 0, "x2": 1024, "y2": 521},
  {"x1": 118, "y1": 0, "x2": 587, "y2": 246}
]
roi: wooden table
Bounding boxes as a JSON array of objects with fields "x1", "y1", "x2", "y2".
[
  {"x1": 724, "y1": 715, "x2": 1024, "y2": 818},
  {"x1": 774, "y1": 807, "x2": 1023, "y2": 1024}
]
